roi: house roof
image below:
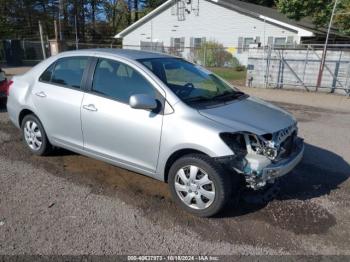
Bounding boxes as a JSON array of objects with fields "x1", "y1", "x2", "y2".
[
  {"x1": 114, "y1": 0, "x2": 335, "y2": 39},
  {"x1": 217, "y1": 0, "x2": 330, "y2": 36}
]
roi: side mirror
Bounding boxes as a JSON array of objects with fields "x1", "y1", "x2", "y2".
[{"x1": 129, "y1": 94, "x2": 157, "y2": 110}]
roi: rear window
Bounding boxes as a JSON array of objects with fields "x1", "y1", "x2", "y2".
[{"x1": 39, "y1": 57, "x2": 89, "y2": 89}]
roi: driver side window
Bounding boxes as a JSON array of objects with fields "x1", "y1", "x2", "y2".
[{"x1": 92, "y1": 58, "x2": 155, "y2": 104}]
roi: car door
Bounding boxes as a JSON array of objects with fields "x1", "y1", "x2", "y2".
[
  {"x1": 32, "y1": 56, "x2": 89, "y2": 149},
  {"x1": 81, "y1": 57, "x2": 164, "y2": 173}
]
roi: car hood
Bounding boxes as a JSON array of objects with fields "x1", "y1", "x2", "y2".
[{"x1": 198, "y1": 96, "x2": 296, "y2": 135}]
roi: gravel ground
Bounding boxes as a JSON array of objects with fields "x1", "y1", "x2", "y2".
[{"x1": 0, "y1": 85, "x2": 350, "y2": 255}]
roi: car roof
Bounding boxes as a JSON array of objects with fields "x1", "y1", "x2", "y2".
[{"x1": 59, "y1": 48, "x2": 174, "y2": 60}]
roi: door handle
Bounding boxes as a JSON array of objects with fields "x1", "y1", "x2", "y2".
[
  {"x1": 83, "y1": 104, "x2": 98, "y2": 112},
  {"x1": 35, "y1": 91, "x2": 47, "y2": 98}
]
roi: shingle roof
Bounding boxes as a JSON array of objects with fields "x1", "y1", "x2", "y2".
[{"x1": 217, "y1": 0, "x2": 329, "y2": 35}]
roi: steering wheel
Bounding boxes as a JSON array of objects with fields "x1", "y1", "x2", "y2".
[{"x1": 176, "y1": 83, "x2": 194, "y2": 98}]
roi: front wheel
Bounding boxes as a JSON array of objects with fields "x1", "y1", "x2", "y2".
[{"x1": 168, "y1": 154, "x2": 233, "y2": 217}]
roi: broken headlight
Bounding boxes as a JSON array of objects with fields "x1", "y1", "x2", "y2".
[
  {"x1": 220, "y1": 132, "x2": 278, "y2": 160},
  {"x1": 219, "y1": 132, "x2": 247, "y2": 157}
]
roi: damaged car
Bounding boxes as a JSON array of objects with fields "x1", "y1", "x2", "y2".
[
  {"x1": 7, "y1": 49, "x2": 304, "y2": 217},
  {"x1": 0, "y1": 67, "x2": 9, "y2": 106}
]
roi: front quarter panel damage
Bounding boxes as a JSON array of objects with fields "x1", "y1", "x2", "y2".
[{"x1": 217, "y1": 124, "x2": 304, "y2": 190}]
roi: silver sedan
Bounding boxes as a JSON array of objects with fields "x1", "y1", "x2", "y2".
[{"x1": 7, "y1": 49, "x2": 303, "y2": 217}]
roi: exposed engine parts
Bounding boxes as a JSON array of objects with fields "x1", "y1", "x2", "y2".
[{"x1": 219, "y1": 123, "x2": 301, "y2": 190}]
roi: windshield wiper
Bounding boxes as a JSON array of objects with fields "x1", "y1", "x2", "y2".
[
  {"x1": 212, "y1": 91, "x2": 246, "y2": 101},
  {"x1": 184, "y1": 96, "x2": 212, "y2": 103}
]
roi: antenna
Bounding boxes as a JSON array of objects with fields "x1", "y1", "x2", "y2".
[
  {"x1": 176, "y1": 0, "x2": 200, "y2": 21},
  {"x1": 177, "y1": 0, "x2": 186, "y2": 21},
  {"x1": 192, "y1": 0, "x2": 200, "y2": 16}
]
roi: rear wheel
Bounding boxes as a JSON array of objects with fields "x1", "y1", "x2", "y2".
[
  {"x1": 168, "y1": 154, "x2": 233, "y2": 217},
  {"x1": 21, "y1": 114, "x2": 52, "y2": 156}
]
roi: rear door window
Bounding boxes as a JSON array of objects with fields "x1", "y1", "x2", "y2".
[
  {"x1": 39, "y1": 63, "x2": 55, "y2": 82},
  {"x1": 48, "y1": 57, "x2": 88, "y2": 89}
]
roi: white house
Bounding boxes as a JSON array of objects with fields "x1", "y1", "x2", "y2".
[{"x1": 115, "y1": 0, "x2": 328, "y2": 65}]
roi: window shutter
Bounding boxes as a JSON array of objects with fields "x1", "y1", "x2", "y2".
[
  {"x1": 201, "y1": 37, "x2": 206, "y2": 44},
  {"x1": 255, "y1": 36, "x2": 260, "y2": 43},
  {"x1": 170, "y1": 37, "x2": 174, "y2": 47},
  {"x1": 238, "y1": 37, "x2": 243, "y2": 54},
  {"x1": 267, "y1": 36, "x2": 273, "y2": 46}
]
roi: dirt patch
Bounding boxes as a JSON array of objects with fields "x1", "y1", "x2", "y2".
[
  {"x1": 257, "y1": 200, "x2": 336, "y2": 235},
  {"x1": 269, "y1": 101, "x2": 349, "y2": 122}
]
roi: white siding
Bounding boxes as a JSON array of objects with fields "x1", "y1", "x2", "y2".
[{"x1": 122, "y1": 0, "x2": 301, "y2": 64}]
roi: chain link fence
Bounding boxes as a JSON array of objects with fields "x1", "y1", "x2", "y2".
[
  {"x1": 1, "y1": 39, "x2": 349, "y2": 95},
  {"x1": 0, "y1": 39, "x2": 122, "y2": 66},
  {"x1": 246, "y1": 44, "x2": 350, "y2": 95}
]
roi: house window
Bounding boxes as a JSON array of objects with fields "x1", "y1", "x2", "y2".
[
  {"x1": 243, "y1": 37, "x2": 254, "y2": 50},
  {"x1": 193, "y1": 38, "x2": 203, "y2": 48},
  {"x1": 172, "y1": 37, "x2": 185, "y2": 51},
  {"x1": 274, "y1": 37, "x2": 286, "y2": 47}
]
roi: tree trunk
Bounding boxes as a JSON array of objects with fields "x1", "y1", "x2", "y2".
[
  {"x1": 91, "y1": 0, "x2": 96, "y2": 40},
  {"x1": 80, "y1": 0, "x2": 86, "y2": 41},
  {"x1": 128, "y1": 0, "x2": 132, "y2": 25},
  {"x1": 134, "y1": 0, "x2": 138, "y2": 22}
]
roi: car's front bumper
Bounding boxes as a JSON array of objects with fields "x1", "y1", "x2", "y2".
[
  {"x1": 244, "y1": 138, "x2": 304, "y2": 189},
  {"x1": 262, "y1": 138, "x2": 304, "y2": 179}
]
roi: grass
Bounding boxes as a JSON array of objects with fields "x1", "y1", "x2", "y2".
[{"x1": 208, "y1": 67, "x2": 247, "y2": 82}]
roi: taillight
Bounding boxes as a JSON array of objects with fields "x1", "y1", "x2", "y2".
[{"x1": 6, "y1": 80, "x2": 13, "y2": 96}]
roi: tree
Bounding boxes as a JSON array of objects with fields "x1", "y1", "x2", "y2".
[
  {"x1": 276, "y1": 0, "x2": 350, "y2": 35},
  {"x1": 193, "y1": 41, "x2": 236, "y2": 67}
]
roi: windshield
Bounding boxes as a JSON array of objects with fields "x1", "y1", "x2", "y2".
[{"x1": 137, "y1": 58, "x2": 246, "y2": 106}]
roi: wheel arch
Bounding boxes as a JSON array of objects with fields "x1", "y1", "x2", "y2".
[
  {"x1": 18, "y1": 108, "x2": 37, "y2": 127},
  {"x1": 163, "y1": 148, "x2": 209, "y2": 183}
]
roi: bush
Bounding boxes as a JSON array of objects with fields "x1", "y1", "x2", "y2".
[{"x1": 193, "y1": 41, "x2": 234, "y2": 67}]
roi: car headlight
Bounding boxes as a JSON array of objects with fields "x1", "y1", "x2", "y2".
[
  {"x1": 220, "y1": 132, "x2": 278, "y2": 160},
  {"x1": 219, "y1": 132, "x2": 247, "y2": 157}
]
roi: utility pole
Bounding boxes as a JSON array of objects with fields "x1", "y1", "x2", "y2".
[
  {"x1": 39, "y1": 21, "x2": 47, "y2": 60},
  {"x1": 58, "y1": 0, "x2": 64, "y2": 40},
  {"x1": 316, "y1": 0, "x2": 339, "y2": 91},
  {"x1": 54, "y1": 20, "x2": 59, "y2": 41}
]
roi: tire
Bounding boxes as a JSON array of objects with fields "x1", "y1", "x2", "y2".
[
  {"x1": 168, "y1": 153, "x2": 234, "y2": 217},
  {"x1": 21, "y1": 114, "x2": 52, "y2": 156}
]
